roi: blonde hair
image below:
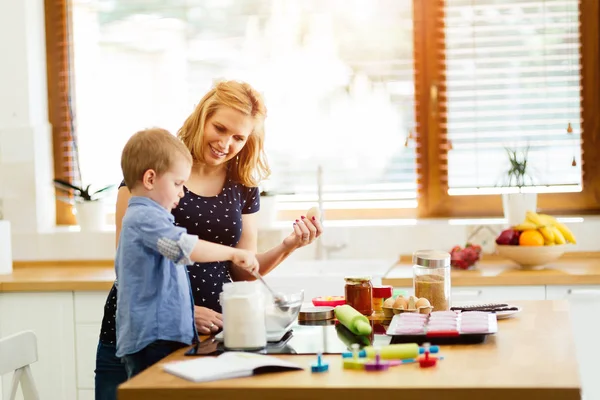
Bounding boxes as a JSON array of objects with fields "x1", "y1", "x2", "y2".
[
  {"x1": 121, "y1": 128, "x2": 193, "y2": 190},
  {"x1": 177, "y1": 80, "x2": 271, "y2": 187}
]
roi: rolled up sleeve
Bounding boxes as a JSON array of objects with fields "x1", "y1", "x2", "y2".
[{"x1": 138, "y1": 211, "x2": 198, "y2": 266}]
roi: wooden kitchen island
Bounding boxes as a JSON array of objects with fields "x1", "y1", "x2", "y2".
[{"x1": 117, "y1": 300, "x2": 581, "y2": 400}]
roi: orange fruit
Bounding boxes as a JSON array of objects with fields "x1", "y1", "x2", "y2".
[{"x1": 519, "y1": 230, "x2": 544, "y2": 246}]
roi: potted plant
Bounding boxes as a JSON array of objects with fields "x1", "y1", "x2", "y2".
[
  {"x1": 0, "y1": 198, "x2": 13, "y2": 274},
  {"x1": 53, "y1": 179, "x2": 116, "y2": 231},
  {"x1": 500, "y1": 147, "x2": 537, "y2": 226}
]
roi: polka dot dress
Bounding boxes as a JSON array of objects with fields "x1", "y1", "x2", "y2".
[{"x1": 99, "y1": 179, "x2": 260, "y2": 345}]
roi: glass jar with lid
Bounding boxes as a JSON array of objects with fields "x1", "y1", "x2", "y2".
[
  {"x1": 344, "y1": 276, "x2": 373, "y2": 316},
  {"x1": 412, "y1": 250, "x2": 451, "y2": 311}
]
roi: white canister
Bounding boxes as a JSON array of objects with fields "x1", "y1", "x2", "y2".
[{"x1": 220, "y1": 281, "x2": 267, "y2": 350}]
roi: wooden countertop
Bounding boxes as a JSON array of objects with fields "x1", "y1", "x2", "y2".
[
  {"x1": 117, "y1": 300, "x2": 580, "y2": 400},
  {"x1": 1, "y1": 254, "x2": 600, "y2": 292},
  {"x1": 0, "y1": 262, "x2": 115, "y2": 292},
  {"x1": 383, "y1": 255, "x2": 600, "y2": 287}
]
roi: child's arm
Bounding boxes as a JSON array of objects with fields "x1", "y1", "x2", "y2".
[
  {"x1": 190, "y1": 241, "x2": 259, "y2": 274},
  {"x1": 137, "y1": 210, "x2": 258, "y2": 272}
]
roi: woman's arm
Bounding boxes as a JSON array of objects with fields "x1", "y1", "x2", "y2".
[
  {"x1": 115, "y1": 186, "x2": 132, "y2": 248},
  {"x1": 231, "y1": 213, "x2": 323, "y2": 281}
]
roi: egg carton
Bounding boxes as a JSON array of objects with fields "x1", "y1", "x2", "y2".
[
  {"x1": 382, "y1": 305, "x2": 433, "y2": 318},
  {"x1": 382, "y1": 295, "x2": 433, "y2": 318}
]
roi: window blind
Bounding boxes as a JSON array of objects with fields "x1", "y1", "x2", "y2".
[
  {"x1": 70, "y1": 0, "x2": 417, "y2": 211},
  {"x1": 441, "y1": 0, "x2": 583, "y2": 195}
]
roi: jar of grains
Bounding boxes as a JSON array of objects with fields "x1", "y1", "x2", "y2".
[
  {"x1": 412, "y1": 250, "x2": 452, "y2": 311},
  {"x1": 344, "y1": 276, "x2": 373, "y2": 316}
]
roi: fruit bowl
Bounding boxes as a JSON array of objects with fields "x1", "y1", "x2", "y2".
[{"x1": 495, "y1": 244, "x2": 569, "y2": 269}]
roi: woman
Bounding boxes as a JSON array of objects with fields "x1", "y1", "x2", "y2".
[{"x1": 95, "y1": 80, "x2": 323, "y2": 400}]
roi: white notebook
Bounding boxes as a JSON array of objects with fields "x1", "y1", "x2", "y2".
[{"x1": 162, "y1": 352, "x2": 303, "y2": 383}]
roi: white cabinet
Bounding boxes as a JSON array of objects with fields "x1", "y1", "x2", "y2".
[
  {"x1": 74, "y1": 292, "x2": 109, "y2": 392},
  {"x1": 546, "y1": 285, "x2": 600, "y2": 400},
  {"x1": 78, "y1": 389, "x2": 95, "y2": 400},
  {"x1": 0, "y1": 292, "x2": 77, "y2": 400}
]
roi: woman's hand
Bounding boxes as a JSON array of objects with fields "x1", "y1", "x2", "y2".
[
  {"x1": 194, "y1": 306, "x2": 223, "y2": 335},
  {"x1": 282, "y1": 215, "x2": 324, "y2": 250}
]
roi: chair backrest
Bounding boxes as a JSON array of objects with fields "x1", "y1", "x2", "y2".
[{"x1": 0, "y1": 331, "x2": 38, "y2": 376}]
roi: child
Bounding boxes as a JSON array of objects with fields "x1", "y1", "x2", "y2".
[{"x1": 115, "y1": 128, "x2": 259, "y2": 378}]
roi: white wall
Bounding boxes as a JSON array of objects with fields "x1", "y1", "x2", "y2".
[{"x1": 0, "y1": 0, "x2": 55, "y2": 237}]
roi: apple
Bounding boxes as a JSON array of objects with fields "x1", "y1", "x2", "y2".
[{"x1": 495, "y1": 229, "x2": 520, "y2": 245}]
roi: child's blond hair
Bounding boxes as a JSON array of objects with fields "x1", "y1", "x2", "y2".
[{"x1": 121, "y1": 128, "x2": 193, "y2": 190}]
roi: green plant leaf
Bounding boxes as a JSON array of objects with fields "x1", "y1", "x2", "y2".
[
  {"x1": 502, "y1": 145, "x2": 534, "y2": 188},
  {"x1": 53, "y1": 179, "x2": 83, "y2": 194},
  {"x1": 92, "y1": 184, "x2": 117, "y2": 196},
  {"x1": 53, "y1": 179, "x2": 115, "y2": 201}
]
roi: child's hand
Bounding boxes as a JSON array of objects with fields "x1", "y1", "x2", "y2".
[{"x1": 231, "y1": 249, "x2": 259, "y2": 274}]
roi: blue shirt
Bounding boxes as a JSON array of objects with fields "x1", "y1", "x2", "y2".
[{"x1": 115, "y1": 196, "x2": 198, "y2": 358}]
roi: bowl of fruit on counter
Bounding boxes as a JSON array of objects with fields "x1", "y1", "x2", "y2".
[{"x1": 495, "y1": 211, "x2": 577, "y2": 269}]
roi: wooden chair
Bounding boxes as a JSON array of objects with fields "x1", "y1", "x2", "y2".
[{"x1": 0, "y1": 331, "x2": 40, "y2": 400}]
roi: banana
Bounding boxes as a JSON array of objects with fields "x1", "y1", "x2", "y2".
[
  {"x1": 525, "y1": 212, "x2": 553, "y2": 242},
  {"x1": 554, "y1": 221, "x2": 577, "y2": 244},
  {"x1": 512, "y1": 221, "x2": 538, "y2": 231},
  {"x1": 538, "y1": 213, "x2": 577, "y2": 244},
  {"x1": 545, "y1": 240, "x2": 555, "y2": 246},
  {"x1": 536, "y1": 213, "x2": 556, "y2": 226},
  {"x1": 538, "y1": 226, "x2": 555, "y2": 244},
  {"x1": 525, "y1": 211, "x2": 545, "y2": 227},
  {"x1": 551, "y1": 225, "x2": 566, "y2": 245},
  {"x1": 521, "y1": 211, "x2": 577, "y2": 244}
]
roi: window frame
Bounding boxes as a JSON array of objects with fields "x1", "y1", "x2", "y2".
[
  {"x1": 46, "y1": 0, "x2": 77, "y2": 225},
  {"x1": 48, "y1": 0, "x2": 600, "y2": 224}
]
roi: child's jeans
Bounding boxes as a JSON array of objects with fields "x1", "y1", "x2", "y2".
[{"x1": 122, "y1": 340, "x2": 187, "y2": 379}]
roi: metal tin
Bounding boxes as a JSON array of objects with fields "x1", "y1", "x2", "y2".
[
  {"x1": 412, "y1": 250, "x2": 451, "y2": 268},
  {"x1": 298, "y1": 306, "x2": 335, "y2": 321}
]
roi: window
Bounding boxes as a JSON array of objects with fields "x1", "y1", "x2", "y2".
[
  {"x1": 48, "y1": 0, "x2": 599, "y2": 223},
  {"x1": 415, "y1": 0, "x2": 599, "y2": 217},
  {"x1": 66, "y1": 0, "x2": 418, "y2": 220},
  {"x1": 444, "y1": 0, "x2": 582, "y2": 193}
]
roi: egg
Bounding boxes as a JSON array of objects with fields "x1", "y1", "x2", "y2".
[
  {"x1": 306, "y1": 206, "x2": 322, "y2": 221},
  {"x1": 415, "y1": 297, "x2": 431, "y2": 308},
  {"x1": 383, "y1": 297, "x2": 395, "y2": 308},
  {"x1": 393, "y1": 296, "x2": 407, "y2": 309},
  {"x1": 407, "y1": 295, "x2": 418, "y2": 309}
]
